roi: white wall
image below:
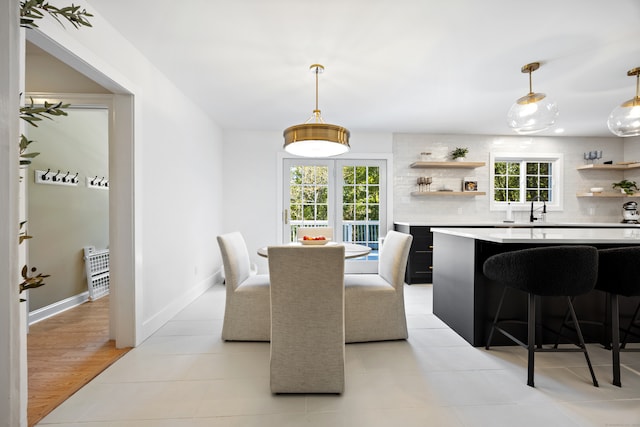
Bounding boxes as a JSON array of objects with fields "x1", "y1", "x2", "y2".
[
  {"x1": 623, "y1": 136, "x2": 640, "y2": 181},
  {"x1": 393, "y1": 133, "x2": 629, "y2": 224},
  {"x1": 221, "y1": 130, "x2": 392, "y2": 274},
  {"x1": 29, "y1": 3, "x2": 225, "y2": 343}
]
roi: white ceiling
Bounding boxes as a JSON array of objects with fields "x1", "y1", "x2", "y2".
[{"x1": 87, "y1": 0, "x2": 640, "y2": 137}]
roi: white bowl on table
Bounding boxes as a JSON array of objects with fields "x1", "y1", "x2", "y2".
[{"x1": 298, "y1": 238, "x2": 332, "y2": 246}]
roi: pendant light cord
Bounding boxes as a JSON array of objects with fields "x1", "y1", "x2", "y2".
[
  {"x1": 528, "y1": 69, "x2": 533, "y2": 95},
  {"x1": 313, "y1": 66, "x2": 321, "y2": 120}
]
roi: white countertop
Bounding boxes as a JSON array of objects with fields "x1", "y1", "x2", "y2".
[
  {"x1": 430, "y1": 227, "x2": 640, "y2": 244},
  {"x1": 395, "y1": 221, "x2": 640, "y2": 228}
]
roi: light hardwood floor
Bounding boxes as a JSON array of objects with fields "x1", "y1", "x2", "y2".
[{"x1": 27, "y1": 296, "x2": 130, "y2": 427}]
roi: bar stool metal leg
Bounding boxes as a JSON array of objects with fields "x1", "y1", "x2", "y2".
[
  {"x1": 620, "y1": 300, "x2": 640, "y2": 349},
  {"x1": 486, "y1": 287, "x2": 508, "y2": 350},
  {"x1": 567, "y1": 297, "x2": 599, "y2": 388},
  {"x1": 528, "y1": 294, "x2": 536, "y2": 387},
  {"x1": 611, "y1": 294, "x2": 621, "y2": 387}
]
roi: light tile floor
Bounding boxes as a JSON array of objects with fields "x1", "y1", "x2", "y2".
[{"x1": 38, "y1": 284, "x2": 640, "y2": 427}]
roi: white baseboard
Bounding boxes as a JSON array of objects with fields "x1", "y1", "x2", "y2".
[
  {"x1": 140, "y1": 274, "x2": 218, "y2": 341},
  {"x1": 28, "y1": 291, "x2": 90, "y2": 325},
  {"x1": 28, "y1": 270, "x2": 224, "y2": 337}
]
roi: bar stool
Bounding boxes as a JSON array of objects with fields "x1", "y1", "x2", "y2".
[
  {"x1": 595, "y1": 247, "x2": 640, "y2": 387},
  {"x1": 483, "y1": 245, "x2": 599, "y2": 388}
]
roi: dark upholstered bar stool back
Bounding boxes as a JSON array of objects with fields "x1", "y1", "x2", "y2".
[
  {"x1": 483, "y1": 245, "x2": 599, "y2": 388},
  {"x1": 596, "y1": 247, "x2": 640, "y2": 387}
]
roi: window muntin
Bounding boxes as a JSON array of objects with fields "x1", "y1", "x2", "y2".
[
  {"x1": 289, "y1": 165, "x2": 329, "y2": 224},
  {"x1": 490, "y1": 153, "x2": 563, "y2": 211},
  {"x1": 524, "y1": 161, "x2": 552, "y2": 202},
  {"x1": 341, "y1": 165, "x2": 380, "y2": 249},
  {"x1": 493, "y1": 161, "x2": 553, "y2": 203},
  {"x1": 341, "y1": 165, "x2": 379, "y2": 222}
]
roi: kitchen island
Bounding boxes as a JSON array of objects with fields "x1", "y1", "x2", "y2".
[
  {"x1": 430, "y1": 227, "x2": 640, "y2": 346},
  {"x1": 394, "y1": 222, "x2": 640, "y2": 284}
]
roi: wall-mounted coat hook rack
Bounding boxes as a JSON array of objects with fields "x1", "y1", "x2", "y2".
[
  {"x1": 35, "y1": 169, "x2": 79, "y2": 187},
  {"x1": 87, "y1": 175, "x2": 109, "y2": 190}
]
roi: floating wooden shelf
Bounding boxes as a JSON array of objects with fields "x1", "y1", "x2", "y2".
[
  {"x1": 576, "y1": 192, "x2": 640, "y2": 198},
  {"x1": 411, "y1": 191, "x2": 486, "y2": 197},
  {"x1": 576, "y1": 163, "x2": 640, "y2": 171},
  {"x1": 410, "y1": 161, "x2": 486, "y2": 169}
]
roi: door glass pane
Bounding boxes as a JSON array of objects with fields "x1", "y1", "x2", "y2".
[
  {"x1": 341, "y1": 165, "x2": 380, "y2": 261},
  {"x1": 288, "y1": 165, "x2": 329, "y2": 241}
]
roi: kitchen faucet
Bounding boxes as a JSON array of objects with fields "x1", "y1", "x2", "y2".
[{"x1": 529, "y1": 195, "x2": 547, "y2": 223}]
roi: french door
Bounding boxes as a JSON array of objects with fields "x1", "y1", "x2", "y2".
[{"x1": 282, "y1": 158, "x2": 387, "y2": 273}]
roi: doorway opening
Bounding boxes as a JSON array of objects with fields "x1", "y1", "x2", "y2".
[{"x1": 22, "y1": 30, "x2": 137, "y2": 424}]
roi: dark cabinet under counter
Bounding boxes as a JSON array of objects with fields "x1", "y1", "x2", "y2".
[
  {"x1": 394, "y1": 224, "x2": 434, "y2": 284},
  {"x1": 395, "y1": 223, "x2": 476, "y2": 284}
]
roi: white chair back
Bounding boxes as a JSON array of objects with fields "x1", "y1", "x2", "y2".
[
  {"x1": 268, "y1": 244, "x2": 345, "y2": 393},
  {"x1": 378, "y1": 230, "x2": 413, "y2": 289},
  {"x1": 217, "y1": 232, "x2": 252, "y2": 290}
]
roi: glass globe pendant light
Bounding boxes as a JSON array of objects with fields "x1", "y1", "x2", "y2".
[
  {"x1": 507, "y1": 62, "x2": 559, "y2": 134},
  {"x1": 283, "y1": 64, "x2": 350, "y2": 157},
  {"x1": 607, "y1": 67, "x2": 640, "y2": 137}
]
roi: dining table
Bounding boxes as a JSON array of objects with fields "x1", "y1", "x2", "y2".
[{"x1": 257, "y1": 241, "x2": 372, "y2": 259}]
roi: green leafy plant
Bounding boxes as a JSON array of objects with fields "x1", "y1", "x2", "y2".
[
  {"x1": 20, "y1": 0, "x2": 93, "y2": 29},
  {"x1": 612, "y1": 179, "x2": 638, "y2": 195},
  {"x1": 20, "y1": 98, "x2": 69, "y2": 166},
  {"x1": 450, "y1": 147, "x2": 469, "y2": 160}
]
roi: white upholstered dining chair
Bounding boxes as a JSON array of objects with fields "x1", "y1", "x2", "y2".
[
  {"x1": 217, "y1": 232, "x2": 270, "y2": 341},
  {"x1": 344, "y1": 230, "x2": 413, "y2": 343},
  {"x1": 268, "y1": 245, "x2": 345, "y2": 394}
]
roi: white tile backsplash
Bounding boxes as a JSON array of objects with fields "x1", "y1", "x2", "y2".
[{"x1": 393, "y1": 133, "x2": 629, "y2": 224}]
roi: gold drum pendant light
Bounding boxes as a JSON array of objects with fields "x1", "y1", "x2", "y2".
[
  {"x1": 608, "y1": 67, "x2": 640, "y2": 137},
  {"x1": 283, "y1": 64, "x2": 350, "y2": 157},
  {"x1": 507, "y1": 62, "x2": 559, "y2": 134}
]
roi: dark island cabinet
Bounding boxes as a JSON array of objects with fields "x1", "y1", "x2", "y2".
[{"x1": 394, "y1": 223, "x2": 475, "y2": 284}]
